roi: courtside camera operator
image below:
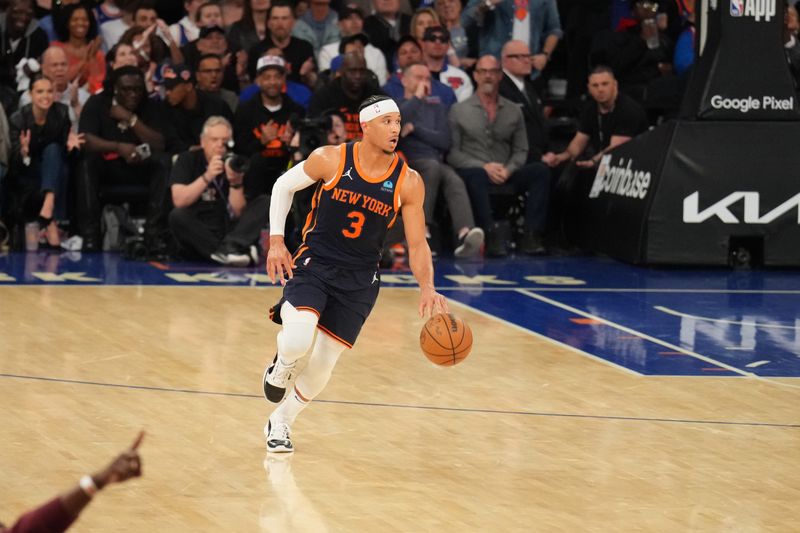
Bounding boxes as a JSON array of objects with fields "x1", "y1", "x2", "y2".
[
  {"x1": 288, "y1": 110, "x2": 347, "y2": 162},
  {"x1": 168, "y1": 115, "x2": 269, "y2": 267}
]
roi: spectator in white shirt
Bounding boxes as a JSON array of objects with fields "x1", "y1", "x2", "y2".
[
  {"x1": 170, "y1": 0, "x2": 205, "y2": 46},
  {"x1": 318, "y1": 6, "x2": 387, "y2": 84}
]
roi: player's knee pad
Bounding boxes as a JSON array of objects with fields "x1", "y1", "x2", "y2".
[
  {"x1": 277, "y1": 302, "x2": 318, "y2": 362},
  {"x1": 295, "y1": 330, "x2": 346, "y2": 400}
]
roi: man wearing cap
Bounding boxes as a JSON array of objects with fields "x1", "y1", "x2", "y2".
[
  {"x1": 318, "y1": 6, "x2": 388, "y2": 85},
  {"x1": 420, "y1": 25, "x2": 472, "y2": 102},
  {"x1": 247, "y1": 0, "x2": 317, "y2": 88},
  {"x1": 260, "y1": 93, "x2": 447, "y2": 454},
  {"x1": 309, "y1": 52, "x2": 384, "y2": 141},
  {"x1": 234, "y1": 55, "x2": 305, "y2": 200},
  {"x1": 163, "y1": 63, "x2": 234, "y2": 152}
]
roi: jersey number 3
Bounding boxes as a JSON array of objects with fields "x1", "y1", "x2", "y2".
[{"x1": 342, "y1": 211, "x2": 365, "y2": 239}]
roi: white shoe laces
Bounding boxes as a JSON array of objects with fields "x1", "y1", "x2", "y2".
[
  {"x1": 270, "y1": 422, "x2": 291, "y2": 442},
  {"x1": 272, "y1": 359, "x2": 295, "y2": 384}
]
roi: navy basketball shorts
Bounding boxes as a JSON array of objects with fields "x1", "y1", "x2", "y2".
[{"x1": 269, "y1": 255, "x2": 381, "y2": 348}]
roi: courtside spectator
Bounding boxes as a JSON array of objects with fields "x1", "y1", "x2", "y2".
[
  {"x1": 77, "y1": 66, "x2": 172, "y2": 252},
  {"x1": 170, "y1": 116, "x2": 268, "y2": 266},
  {"x1": 9, "y1": 73, "x2": 84, "y2": 249},
  {"x1": 449, "y1": 55, "x2": 550, "y2": 257},
  {"x1": 398, "y1": 62, "x2": 484, "y2": 258},
  {"x1": 542, "y1": 66, "x2": 648, "y2": 169}
]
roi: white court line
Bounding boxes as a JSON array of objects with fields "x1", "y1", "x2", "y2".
[
  {"x1": 502, "y1": 288, "x2": 800, "y2": 294},
  {"x1": 515, "y1": 288, "x2": 753, "y2": 378},
  {"x1": 445, "y1": 298, "x2": 642, "y2": 376},
  {"x1": 7, "y1": 285, "x2": 800, "y2": 294},
  {"x1": 654, "y1": 305, "x2": 800, "y2": 330}
]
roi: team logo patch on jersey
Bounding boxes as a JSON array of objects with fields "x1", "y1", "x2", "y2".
[{"x1": 381, "y1": 180, "x2": 394, "y2": 193}]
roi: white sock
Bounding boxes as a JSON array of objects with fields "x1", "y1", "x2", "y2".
[
  {"x1": 272, "y1": 331, "x2": 346, "y2": 426},
  {"x1": 273, "y1": 387, "x2": 309, "y2": 425}
]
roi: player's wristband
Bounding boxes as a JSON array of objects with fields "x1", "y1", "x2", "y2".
[{"x1": 79, "y1": 475, "x2": 98, "y2": 498}]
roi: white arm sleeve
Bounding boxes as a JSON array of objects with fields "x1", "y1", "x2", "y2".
[{"x1": 269, "y1": 161, "x2": 317, "y2": 236}]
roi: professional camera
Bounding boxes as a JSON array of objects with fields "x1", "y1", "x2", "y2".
[
  {"x1": 223, "y1": 141, "x2": 250, "y2": 175},
  {"x1": 289, "y1": 115, "x2": 333, "y2": 160},
  {"x1": 123, "y1": 235, "x2": 149, "y2": 261}
]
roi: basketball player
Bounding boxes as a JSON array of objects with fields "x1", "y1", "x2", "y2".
[{"x1": 262, "y1": 94, "x2": 448, "y2": 453}]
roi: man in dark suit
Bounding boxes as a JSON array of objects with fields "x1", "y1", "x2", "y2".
[{"x1": 498, "y1": 40, "x2": 549, "y2": 163}]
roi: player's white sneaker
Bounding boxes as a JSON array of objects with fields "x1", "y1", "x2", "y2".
[
  {"x1": 265, "y1": 419, "x2": 294, "y2": 453},
  {"x1": 263, "y1": 353, "x2": 295, "y2": 403}
]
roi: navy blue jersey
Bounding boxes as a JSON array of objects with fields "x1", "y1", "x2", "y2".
[{"x1": 296, "y1": 142, "x2": 408, "y2": 269}]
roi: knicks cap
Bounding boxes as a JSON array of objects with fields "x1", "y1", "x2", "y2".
[{"x1": 257, "y1": 55, "x2": 287, "y2": 75}]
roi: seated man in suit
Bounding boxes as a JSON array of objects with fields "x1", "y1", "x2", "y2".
[{"x1": 499, "y1": 40, "x2": 550, "y2": 163}]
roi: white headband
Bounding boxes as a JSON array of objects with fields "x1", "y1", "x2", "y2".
[{"x1": 359, "y1": 99, "x2": 400, "y2": 123}]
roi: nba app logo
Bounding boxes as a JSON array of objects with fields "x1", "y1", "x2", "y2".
[{"x1": 730, "y1": 0, "x2": 744, "y2": 17}]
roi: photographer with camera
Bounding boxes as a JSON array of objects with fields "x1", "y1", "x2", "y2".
[
  {"x1": 233, "y1": 55, "x2": 304, "y2": 200},
  {"x1": 169, "y1": 115, "x2": 268, "y2": 266},
  {"x1": 77, "y1": 66, "x2": 174, "y2": 252}
]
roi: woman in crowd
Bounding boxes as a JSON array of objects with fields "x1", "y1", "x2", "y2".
[
  {"x1": 52, "y1": 2, "x2": 106, "y2": 94},
  {"x1": 410, "y1": 7, "x2": 440, "y2": 43},
  {"x1": 434, "y1": 0, "x2": 476, "y2": 69},
  {"x1": 119, "y1": 24, "x2": 183, "y2": 95},
  {"x1": 9, "y1": 74, "x2": 83, "y2": 248},
  {"x1": 197, "y1": 1, "x2": 225, "y2": 30},
  {"x1": 227, "y1": 0, "x2": 269, "y2": 54}
]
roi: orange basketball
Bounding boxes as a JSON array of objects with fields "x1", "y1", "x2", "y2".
[{"x1": 419, "y1": 313, "x2": 473, "y2": 366}]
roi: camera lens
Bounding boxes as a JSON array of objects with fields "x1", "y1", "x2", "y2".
[{"x1": 228, "y1": 154, "x2": 249, "y2": 174}]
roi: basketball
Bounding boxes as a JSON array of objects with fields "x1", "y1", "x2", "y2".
[{"x1": 419, "y1": 313, "x2": 473, "y2": 366}]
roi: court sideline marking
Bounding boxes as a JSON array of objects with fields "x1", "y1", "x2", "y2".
[
  {"x1": 516, "y1": 289, "x2": 800, "y2": 392},
  {"x1": 0, "y1": 372, "x2": 797, "y2": 429}
]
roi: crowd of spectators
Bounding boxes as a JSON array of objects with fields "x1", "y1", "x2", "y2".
[{"x1": 0, "y1": 0, "x2": 768, "y2": 261}]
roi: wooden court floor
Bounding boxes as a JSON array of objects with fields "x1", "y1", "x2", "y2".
[{"x1": 1, "y1": 286, "x2": 799, "y2": 532}]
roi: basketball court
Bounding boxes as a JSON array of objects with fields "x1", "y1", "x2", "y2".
[{"x1": 1, "y1": 252, "x2": 798, "y2": 531}]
